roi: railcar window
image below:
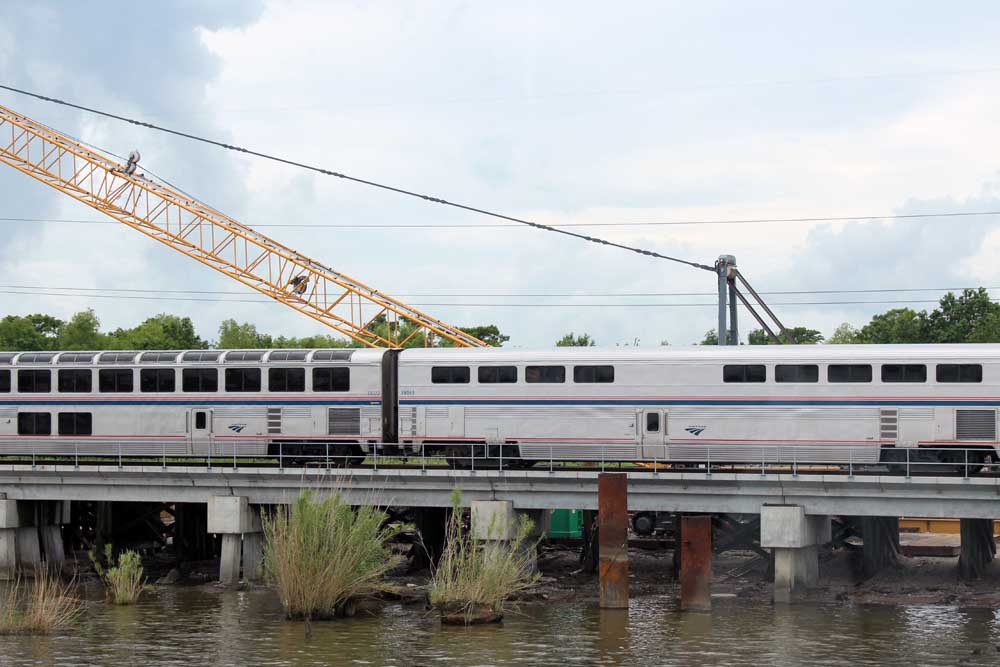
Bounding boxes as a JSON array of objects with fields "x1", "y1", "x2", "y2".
[
  {"x1": 194, "y1": 412, "x2": 207, "y2": 430},
  {"x1": 58, "y1": 369, "x2": 92, "y2": 393},
  {"x1": 313, "y1": 367, "x2": 350, "y2": 392},
  {"x1": 646, "y1": 412, "x2": 660, "y2": 432},
  {"x1": 58, "y1": 412, "x2": 92, "y2": 436},
  {"x1": 828, "y1": 364, "x2": 872, "y2": 383},
  {"x1": 0, "y1": 370, "x2": 9, "y2": 393},
  {"x1": 775, "y1": 364, "x2": 819, "y2": 383},
  {"x1": 573, "y1": 365, "x2": 615, "y2": 383},
  {"x1": 140, "y1": 368, "x2": 175, "y2": 393},
  {"x1": 881, "y1": 364, "x2": 927, "y2": 383},
  {"x1": 723, "y1": 365, "x2": 766, "y2": 383},
  {"x1": 269, "y1": 368, "x2": 306, "y2": 392},
  {"x1": 17, "y1": 369, "x2": 50, "y2": 393},
  {"x1": 17, "y1": 412, "x2": 50, "y2": 435},
  {"x1": 182, "y1": 368, "x2": 218, "y2": 392},
  {"x1": 936, "y1": 364, "x2": 983, "y2": 383},
  {"x1": 477, "y1": 366, "x2": 517, "y2": 383},
  {"x1": 525, "y1": 366, "x2": 566, "y2": 383},
  {"x1": 98, "y1": 369, "x2": 134, "y2": 393},
  {"x1": 225, "y1": 368, "x2": 261, "y2": 392},
  {"x1": 431, "y1": 367, "x2": 471, "y2": 384}
]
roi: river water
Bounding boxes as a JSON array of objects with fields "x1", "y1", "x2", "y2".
[{"x1": 2, "y1": 586, "x2": 1000, "y2": 666}]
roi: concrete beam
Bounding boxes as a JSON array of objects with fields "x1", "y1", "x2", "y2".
[
  {"x1": 3, "y1": 466, "x2": 1000, "y2": 518},
  {"x1": 471, "y1": 500, "x2": 514, "y2": 541},
  {"x1": 207, "y1": 496, "x2": 261, "y2": 535}
]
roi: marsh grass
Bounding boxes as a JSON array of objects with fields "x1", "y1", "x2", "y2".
[
  {"x1": 428, "y1": 490, "x2": 541, "y2": 625},
  {"x1": 0, "y1": 573, "x2": 82, "y2": 635},
  {"x1": 262, "y1": 490, "x2": 402, "y2": 632},
  {"x1": 90, "y1": 545, "x2": 147, "y2": 605}
]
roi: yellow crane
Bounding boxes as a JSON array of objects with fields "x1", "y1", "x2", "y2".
[{"x1": 0, "y1": 103, "x2": 487, "y2": 348}]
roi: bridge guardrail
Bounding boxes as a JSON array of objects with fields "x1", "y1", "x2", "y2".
[{"x1": 0, "y1": 441, "x2": 996, "y2": 479}]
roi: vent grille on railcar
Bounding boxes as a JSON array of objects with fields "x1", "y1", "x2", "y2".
[{"x1": 956, "y1": 409, "x2": 997, "y2": 441}]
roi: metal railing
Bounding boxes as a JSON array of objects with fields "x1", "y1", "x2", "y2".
[{"x1": 0, "y1": 440, "x2": 996, "y2": 480}]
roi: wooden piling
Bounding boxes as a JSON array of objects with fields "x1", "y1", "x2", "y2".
[
  {"x1": 680, "y1": 514, "x2": 712, "y2": 611},
  {"x1": 598, "y1": 473, "x2": 628, "y2": 609}
]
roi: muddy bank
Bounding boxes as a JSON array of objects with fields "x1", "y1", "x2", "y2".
[{"x1": 63, "y1": 541, "x2": 1000, "y2": 610}]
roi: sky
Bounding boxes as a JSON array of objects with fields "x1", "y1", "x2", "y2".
[{"x1": 1, "y1": 1, "x2": 1000, "y2": 348}]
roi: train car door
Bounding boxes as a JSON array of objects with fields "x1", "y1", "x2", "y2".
[
  {"x1": 188, "y1": 408, "x2": 213, "y2": 455},
  {"x1": 640, "y1": 409, "x2": 666, "y2": 461}
]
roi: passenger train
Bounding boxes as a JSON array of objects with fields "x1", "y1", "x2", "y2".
[{"x1": 0, "y1": 345, "x2": 998, "y2": 470}]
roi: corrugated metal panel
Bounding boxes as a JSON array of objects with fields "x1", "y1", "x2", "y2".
[
  {"x1": 900, "y1": 407, "x2": 934, "y2": 419},
  {"x1": 281, "y1": 407, "x2": 311, "y2": 418},
  {"x1": 956, "y1": 409, "x2": 997, "y2": 441},
  {"x1": 328, "y1": 408, "x2": 360, "y2": 436},
  {"x1": 670, "y1": 407, "x2": 880, "y2": 420},
  {"x1": 215, "y1": 406, "x2": 267, "y2": 418},
  {"x1": 425, "y1": 406, "x2": 449, "y2": 419}
]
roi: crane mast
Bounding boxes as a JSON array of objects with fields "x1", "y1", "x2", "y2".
[{"x1": 0, "y1": 104, "x2": 487, "y2": 348}]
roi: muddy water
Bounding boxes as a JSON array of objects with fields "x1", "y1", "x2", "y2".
[{"x1": 2, "y1": 586, "x2": 1000, "y2": 666}]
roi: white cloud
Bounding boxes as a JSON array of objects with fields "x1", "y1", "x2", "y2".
[{"x1": 3, "y1": 1, "x2": 1000, "y2": 347}]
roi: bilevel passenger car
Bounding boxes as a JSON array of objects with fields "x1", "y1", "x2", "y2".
[{"x1": 0, "y1": 344, "x2": 998, "y2": 470}]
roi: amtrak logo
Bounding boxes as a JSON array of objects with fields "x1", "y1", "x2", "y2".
[
  {"x1": 685, "y1": 427, "x2": 707, "y2": 436},
  {"x1": 228, "y1": 423, "x2": 247, "y2": 433}
]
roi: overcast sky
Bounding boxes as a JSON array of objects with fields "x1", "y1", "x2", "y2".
[{"x1": 2, "y1": 1, "x2": 1000, "y2": 347}]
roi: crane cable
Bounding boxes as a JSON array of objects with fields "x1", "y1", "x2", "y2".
[{"x1": 0, "y1": 84, "x2": 715, "y2": 272}]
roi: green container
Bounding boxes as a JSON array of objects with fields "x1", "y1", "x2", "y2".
[{"x1": 548, "y1": 509, "x2": 584, "y2": 538}]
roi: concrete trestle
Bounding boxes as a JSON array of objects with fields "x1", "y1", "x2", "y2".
[{"x1": 0, "y1": 465, "x2": 997, "y2": 596}]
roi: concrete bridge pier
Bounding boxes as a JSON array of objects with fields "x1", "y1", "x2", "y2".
[
  {"x1": 958, "y1": 518, "x2": 997, "y2": 580},
  {"x1": 0, "y1": 498, "x2": 69, "y2": 577},
  {"x1": 0, "y1": 498, "x2": 18, "y2": 579},
  {"x1": 208, "y1": 496, "x2": 263, "y2": 586},
  {"x1": 761, "y1": 505, "x2": 831, "y2": 603}
]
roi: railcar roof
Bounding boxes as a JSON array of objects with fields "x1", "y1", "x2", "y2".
[
  {"x1": 399, "y1": 344, "x2": 1000, "y2": 363},
  {"x1": 0, "y1": 349, "x2": 385, "y2": 365}
]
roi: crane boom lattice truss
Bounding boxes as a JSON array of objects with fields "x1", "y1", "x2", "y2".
[{"x1": 0, "y1": 105, "x2": 486, "y2": 348}]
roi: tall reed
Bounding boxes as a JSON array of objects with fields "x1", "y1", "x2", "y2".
[
  {"x1": 262, "y1": 490, "x2": 402, "y2": 628},
  {"x1": 429, "y1": 490, "x2": 541, "y2": 624},
  {"x1": 0, "y1": 573, "x2": 82, "y2": 635},
  {"x1": 91, "y1": 544, "x2": 147, "y2": 605}
]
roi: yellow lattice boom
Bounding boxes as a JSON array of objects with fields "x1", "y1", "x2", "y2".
[{"x1": 0, "y1": 104, "x2": 487, "y2": 347}]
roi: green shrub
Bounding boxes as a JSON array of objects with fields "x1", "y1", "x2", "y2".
[
  {"x1": 428, "y1": 490, "x2": 541, "y2": 624},
  {"x1": 90, "y1": 545, "x2": 147, "y2": 605},
  {"x1": 262, "y1": 490, "x2": 402, "y2": 628}
]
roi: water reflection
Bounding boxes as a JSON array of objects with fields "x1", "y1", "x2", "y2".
[{"x1": 1, "y1": 587, "x2": 999, "y2": 666}]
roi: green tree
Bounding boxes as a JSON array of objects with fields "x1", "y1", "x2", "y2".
[
  {"x1": 925, "y1": 288, "x2": 1000, "y2": 343},
  {"x1": 854, "y1": 308, "x2": 927, "y2": 344},
  {"x1": 108, "y1": 314, "x2": 207, "y2": 350},
  {"x1": 217, "y1": 319, "x2": 274, "y2": 349},
  {"x1": 440, "y1": 325, "x2": 509, "y2": 347},
  {"x1": 0, "y1": 314, "x2": 65, "y2": 350},
  {"x1": 747, "y1": 326, "x2": 823, "y2": 345},
  {"x1": 556, "y1": 332, "x2": 595, "y2": 347},
  {"x1": 827, "y1": 322, "x2": 861, "y2": 344},
  {"x1": 57, "y1": 310, "x2": 107, "y2": 350}
]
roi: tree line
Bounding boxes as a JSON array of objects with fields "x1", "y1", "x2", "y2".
[{"x1": 2, "y1": 288, "x2": 997, "y2": 351}]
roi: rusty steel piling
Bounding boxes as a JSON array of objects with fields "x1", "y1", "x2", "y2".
[
  {"x1": 598, "y1": 473, "x2": 629, "y2": 609},
  {"x1": 680, "y1": 514, "x2": 712, "y2": 611}
]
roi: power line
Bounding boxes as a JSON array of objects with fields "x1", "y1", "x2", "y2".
[
  {"x1": 3, "y1": 209, "x2": 1000, "y2": 229},
  {"x1": 0, "y1": 287, "x2": 980, "y2": 309},
  {"x1": 0, "y1": 283, "x2": 994, "y2": 298},
  {"x1": 0, "y1": 85, "x2": 714, "y2": 272}
]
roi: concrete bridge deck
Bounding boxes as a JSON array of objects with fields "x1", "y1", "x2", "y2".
[{"x1": 1, "y1": 464, "x2": 998, "y2": 518}]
